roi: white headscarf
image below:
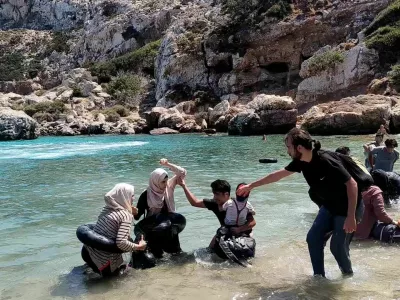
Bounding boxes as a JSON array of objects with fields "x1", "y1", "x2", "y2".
[
  {"x1": 147, "y1": 168, "x2": 175, "y2": 214},
  {"x1": 104, "y1": 183, "x2": 134, "y2": 214}
]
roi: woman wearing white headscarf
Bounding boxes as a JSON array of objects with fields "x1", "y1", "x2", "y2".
[
  {"x1": 82, "y1": 183, "x2": 147, "y2": 276},
  {"x1": 135, "y1": 159, "x2": 187, "y2": 257}
]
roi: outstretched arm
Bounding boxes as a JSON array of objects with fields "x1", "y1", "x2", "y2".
[
  {"x1": 177, "y1": 177, "x2": 205, "y2": 208},
  {"x1": 160, "y1": 158, "x2": 187, "y2": 189},
  {"x1": 237, "y1": 169, "x2": 293, "y2": 195}
]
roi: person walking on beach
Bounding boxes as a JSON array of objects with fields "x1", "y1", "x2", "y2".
[{"x1": 237, "y1": 128, "x2": 373, "y2": 277}]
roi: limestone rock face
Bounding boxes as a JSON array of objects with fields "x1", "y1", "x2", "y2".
[
  {"x1": 296, "y1": 44, "x2": 379, "y2": 108},
  {"x1": 0, "y1": 107, "x2": 38, "y2": 140},
  {"x1": 228, "y1": 94, "x2": 297, "y2": 135},
  {"x1": 301, "y1": 95, "x2": 395, "y2": 135}
]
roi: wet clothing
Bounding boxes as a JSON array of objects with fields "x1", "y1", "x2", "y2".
[
  {"x1": 307, "y1": 207, "x2": 355, "y2": 276},
  {"x1": 203, "y1": 198, "x2": 254, "y2": 237},
  {"x1": 85, "y1": 183, "x2": 137, "y2": 274},
  {"x1": 223, "y1": 199, "x2": 255, "y2": 226},
  {"x1": 136, "y1": 190, "x2": 169, "y2": 219},
  {"x1": 370, "y1": 146, "x2": 399, "y2": 172},
  {"x1": 356, "y1": 185, "x2": 393, "y2": 239},
  {"x1": 203, "y1": 198, "x2": 227, "y2": 225},
  {"x1": 135, "y1": 190, "x2": 185, "y2": 257},
  {"x1": 371, "y1": 223, "x2": 400, "y2": 243},
  {"x1": 85, "y1": 208, "x2": 136, "y2": 272},
  {"x1": 285, "y1": 150, "x2": 373, "y2": 276}
]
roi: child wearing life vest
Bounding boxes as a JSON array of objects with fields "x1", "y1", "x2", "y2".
[{"x1": 222, "y1": 183, "x2": 255, "y2": 236}]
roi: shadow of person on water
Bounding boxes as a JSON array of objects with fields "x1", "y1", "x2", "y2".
[{"x1": 49, "y1": 264, "x2": 141, "y2": 298}]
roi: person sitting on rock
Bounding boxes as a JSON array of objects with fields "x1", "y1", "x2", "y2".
[
  {"x1": 81, "y1": 183, "x2": 147, "y2": 277},
  {"x1": 363, "y1": 133, "x2": 384, "y2": 171},
  {"x1": 355, "y1": 183, "x2": 400, "y2": 243},
  {"x1": 369, "y1": 138, "x2": 399, "y2": 172},
  {"x1": 134, "y1": 159, "x2": 187, "y2": 257}
]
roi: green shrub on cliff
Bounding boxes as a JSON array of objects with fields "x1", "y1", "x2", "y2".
[
  {"x1": 176, "y1": 32, "x2": 203, "y2": 57},
  {"x1": 106, "y1": 74, "x2": 142, "y2": 107},
  {"x1": 389, "y1": 64, "x2": 400, "y2": 89},
  {"x1": 307, "y1": 50, "x2": 345, "y2": 76},
  {"x1": 89, "y1": 40, "x2": 161, "y2": 82},
  {"x1": 93, "y1": 105, "x2": 131, "y2": 122},
  {"x1": 24, "y1": 101, "x2": 69, "y2": 118},
  {"x1": 0, "y1": 52, "x2": 25, "y2": 81},
  {"x1": 365, "y1": 0, "x2": 400, "y2": 64},
  {"x1": 221, "y1": 0, "x2": 291, "y2": 25},
  {"x1": 365, "y1": 26, "x2": 400, "y2": 52},
  {"x1": 364, "y1": 0, "x2": 400, "y2": 36}
]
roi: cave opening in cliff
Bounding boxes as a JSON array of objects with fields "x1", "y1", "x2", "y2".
[{"x1": 264, "y1": 62, "x2": 289, "y2": 74}]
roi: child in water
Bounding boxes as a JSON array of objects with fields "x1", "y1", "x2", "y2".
[{"x1": 222, "y1": 183, "x2": 255, "y2": 236}]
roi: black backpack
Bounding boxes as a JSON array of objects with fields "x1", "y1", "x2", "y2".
[{"x1": 318, "y1": 150, "x2": 373, "y2": 192}]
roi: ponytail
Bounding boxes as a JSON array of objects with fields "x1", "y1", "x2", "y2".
[
  {"x1": 312, "y1": 140, "x2": 321, "y2": 151},
  {"x1": 286, "y1": 128, "x2": 320, "y2": 151}
]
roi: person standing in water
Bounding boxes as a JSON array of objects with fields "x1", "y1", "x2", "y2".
[
  {"x1": 237, "y1": 128, "x2": 373, "y2": 277},
  {"x1": 369, "y1": 139, "x2": 399, "y2": 172},
  {"x1": 377, "y1": 124, "x2": 388, "y2": 136},
  {"x1": 262, "y1": 135, "x2": 267, "y2": 141},
  {"x1": 363, "y1": 133, "x2": 384, "y2": 170}
]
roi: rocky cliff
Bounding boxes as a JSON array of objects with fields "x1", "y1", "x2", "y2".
[{"x1": 0, "y1": 0, "x2": 399, "y2": 139}]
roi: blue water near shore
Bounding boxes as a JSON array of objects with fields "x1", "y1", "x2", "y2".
[{"x1": 1, "y1": 134, "x2": 399, "y2": 300}]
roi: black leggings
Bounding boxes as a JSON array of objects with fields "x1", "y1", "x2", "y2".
[
  {"x1": 81, "y1": 246, "x2": 114, "y2": 276},
  {"x1": 135, "y1": 213, "x2": 185, "y2": 257}
]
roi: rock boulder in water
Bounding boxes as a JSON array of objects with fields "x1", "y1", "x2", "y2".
[
  {"x1": 150, "y1": 127, "x2": 179, "y2": 135},
  {"x1": 0, "y1": 107, "x2": 38, "y2": 141},
  {"x1": 228, "y1": 94, "x2": 297, "y2": 135}
]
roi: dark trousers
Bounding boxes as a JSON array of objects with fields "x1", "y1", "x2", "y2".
[
  {"x1": 81, "y1": 246, "x2": 118, "y2": 277},
  {"x1": 307, "y1": 207, "x2": 355, "y2": 277}
]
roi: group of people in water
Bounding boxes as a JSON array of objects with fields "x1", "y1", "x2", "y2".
[{"x1": 77, "y1": 125, "x2": 400, "y2": 279}]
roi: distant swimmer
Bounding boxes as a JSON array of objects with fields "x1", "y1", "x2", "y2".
[{"x1": 262, "y1": 135, "x2": 266, "y2": 141}]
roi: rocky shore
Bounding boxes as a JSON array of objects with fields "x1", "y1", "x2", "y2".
[{"x1": 0, "y1": 0, "x2": 399, "y2": 140}]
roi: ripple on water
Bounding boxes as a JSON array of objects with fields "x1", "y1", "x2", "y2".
[{"x1": 0, "y1": 134, "x2": 400, "y2": 299}]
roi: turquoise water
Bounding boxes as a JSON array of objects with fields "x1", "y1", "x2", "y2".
[{"x1": 1, "y1": 134, "x2": 400, "y2": 300}]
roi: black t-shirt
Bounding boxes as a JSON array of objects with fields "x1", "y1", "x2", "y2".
[
  {"x1": 203, "y1": 198, "x2": 226, "y2": 225},
  {"x1": 134, "y1": 190, "x2": 168, "y2": 220},
  {"x1": 285, "y1": 150, "x2": 372, "y2": 216}
]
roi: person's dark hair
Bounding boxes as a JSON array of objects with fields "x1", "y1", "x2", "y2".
[
  {"x1": 285, "y1": 128, "x2": 321, "y2": 151},
  {"x1": 335, "y1": 146, "x2": 351, "y2": 155},
  {"x1": 236, "y1": 182, "x2": 247, "y2": 191},
  {"x1": 211, "y1": 179, "x2": 231, "y2": 195},
  {"x1": 385, "y1": 139, "x2": 398, "y2": 148}
]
